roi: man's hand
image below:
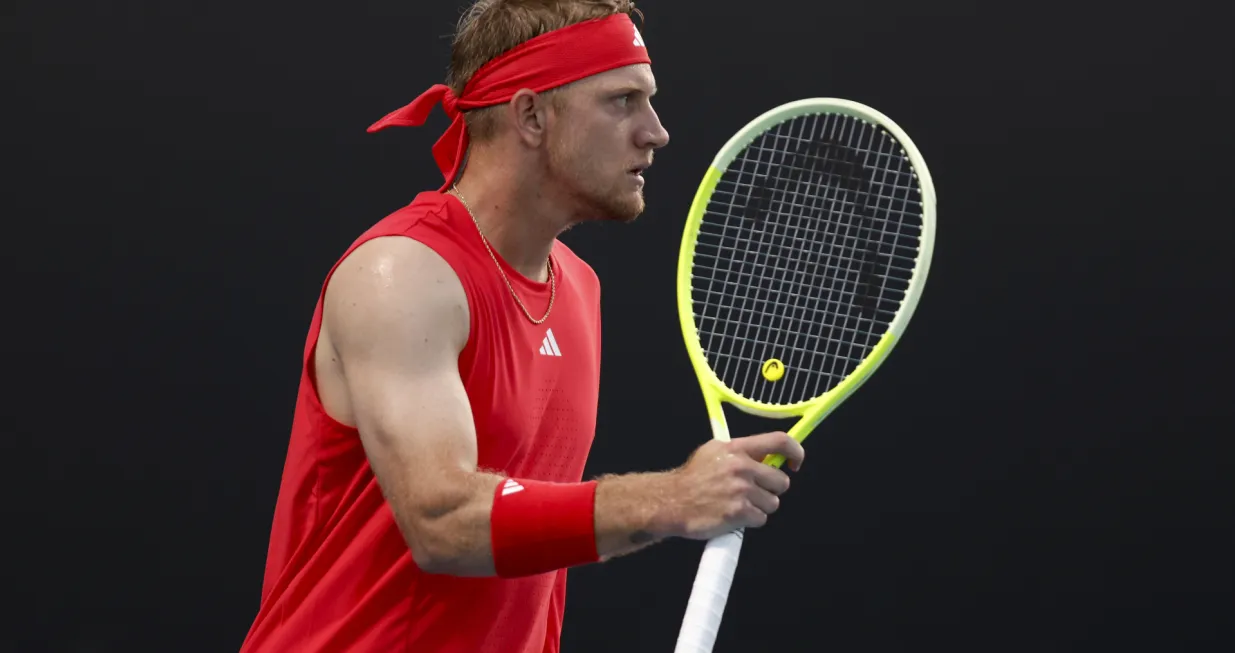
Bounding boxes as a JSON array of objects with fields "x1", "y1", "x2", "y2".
[{"x1": 661, "y1": 431, "x2": 806, "y2": 541}]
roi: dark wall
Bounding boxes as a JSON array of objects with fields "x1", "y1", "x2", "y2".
[{"x1": 7, "y1": 1, "x2": 1231, "y2": 651}]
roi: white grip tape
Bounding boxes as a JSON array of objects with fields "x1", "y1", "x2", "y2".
[{"x1": 673, "y1": 529, "x2": 745, "y2": 653}]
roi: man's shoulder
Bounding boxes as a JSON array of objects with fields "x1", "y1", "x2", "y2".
[
  {"x1": 340, "y1": 191, "x2": 478, "y2": 271},
  {"x1": 359, "y1": 191, "x2": 454, "y2": 240},
  {"x1": 323, "y1": 191, "x2": 475, "y2": 300},
  {"x1": 551, "y1": 238, "x2": 600, "y2": 287}
]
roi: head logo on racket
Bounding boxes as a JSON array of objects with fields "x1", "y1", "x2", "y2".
[{"x1": 761, "y1": 358, "x2": 785, "y2": 382}]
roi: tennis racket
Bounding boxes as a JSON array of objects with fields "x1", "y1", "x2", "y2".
[{"x1": 671, "y1": 98, "x2": 937, "y2": 652}]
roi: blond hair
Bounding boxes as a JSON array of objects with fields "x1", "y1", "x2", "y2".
[{"x1": 444, "y1": 0, "x2": 642, "y2": 142}]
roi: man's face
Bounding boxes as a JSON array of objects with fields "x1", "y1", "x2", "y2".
[{"x1": 545, "y1": 64, "x2": 670, "y2": 223}]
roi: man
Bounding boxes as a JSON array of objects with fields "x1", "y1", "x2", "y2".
[{"x1": 240, "y1": 2, "x2": 805, "y2": 651}]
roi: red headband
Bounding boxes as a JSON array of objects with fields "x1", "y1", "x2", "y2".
[{"x1": 367, "y1": 14, "x2": 652, "y2": 190}]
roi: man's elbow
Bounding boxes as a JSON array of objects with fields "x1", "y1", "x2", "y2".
[
  {"x1": 391, "y1": 487, "x2": 493, "y2": 577},
  {"x1": 407, "y1": 536, "x2": 451, "y2": 575},
  {"x1": 402, "y1": 521, "x2": 488, "y2": 577}
]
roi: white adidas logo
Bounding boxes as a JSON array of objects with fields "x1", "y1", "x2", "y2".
[
  {"x1": 632, "y1": 26, "x2": 646, "y2": 47},
  {"x1": 501, "y1": 479, "x2": 524, "y2": 496},
  {"x1": 538, "y1": 328, "x2": 562, "y2": 357}
]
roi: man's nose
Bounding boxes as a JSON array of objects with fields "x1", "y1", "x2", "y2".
[{"x1": 640, "y1": 110, "x2": 670, "y2": 150}]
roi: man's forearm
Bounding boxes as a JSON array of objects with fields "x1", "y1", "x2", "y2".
[
  {"x1": 593, "y1": 471, "x2": 681, "y2": 560},
  {"x1": 398, "y1": 469, "x2": 680, "y2": 577}
]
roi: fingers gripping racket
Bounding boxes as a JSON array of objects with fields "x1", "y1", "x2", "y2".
[{"x1": 672, "y1": 98, "x2": 937, "y2": 652}]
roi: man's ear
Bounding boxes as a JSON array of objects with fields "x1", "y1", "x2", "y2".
[{"x1": 508, "y1": 88, "x2": 550, "y2": 147}]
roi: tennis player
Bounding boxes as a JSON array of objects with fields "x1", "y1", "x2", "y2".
[{"x1": 239, "y1": 2, "x2": 805, "y2": 651}]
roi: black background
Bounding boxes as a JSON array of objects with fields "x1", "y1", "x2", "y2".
[{"x1": 6, "y1": 1, "x2": 1232, "y2": 651}]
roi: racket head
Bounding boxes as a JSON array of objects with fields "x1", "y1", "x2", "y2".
[{"x1": 676, "y1": 98, "x2": 937, "y2": 424}]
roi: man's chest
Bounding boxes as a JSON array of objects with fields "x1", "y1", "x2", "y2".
[{"x1": 466, "y1": 315, "x2": 602, "y2": 478}]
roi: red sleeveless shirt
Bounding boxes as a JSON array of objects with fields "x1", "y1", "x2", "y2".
[{"x1": 240, "y1": 191, "x2": 603, "y2": 653}]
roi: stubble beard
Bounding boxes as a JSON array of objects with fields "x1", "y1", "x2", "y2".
[{"x1": 548, "y1": 140, "x2": 646, "y2": 224}]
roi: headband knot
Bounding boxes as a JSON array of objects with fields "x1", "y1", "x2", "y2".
[
  {"x1": 367, "y1": 14, "x2": 652, "y2": 190},
  {"x1": 367, "y1": 84, "x2": 468, "y2": 180}
]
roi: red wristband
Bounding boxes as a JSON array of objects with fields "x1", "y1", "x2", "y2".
[{"x1": 490, "y1": 477, "x2": 599, "y2": 578}]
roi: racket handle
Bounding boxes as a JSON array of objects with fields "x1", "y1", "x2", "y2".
[{"x1": 673, "y1": 529, "x2": 745, "y2": 653}]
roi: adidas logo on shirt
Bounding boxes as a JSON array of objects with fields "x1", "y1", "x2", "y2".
[
  {"x1": 501, "y1": 479, "x2": 524, "y2": 496},
  {"x1": 538, "y1": 328, "x2": 562, "y2": 357}
]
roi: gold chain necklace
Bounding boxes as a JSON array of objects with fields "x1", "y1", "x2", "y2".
[{"x1": 450, "y1": 185, "x2": 555, "y2": 325}]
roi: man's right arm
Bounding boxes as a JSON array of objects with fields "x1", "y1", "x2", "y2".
[
  {"x1": 321, "y1": 236, "x2": 501, "y2": 575},
  {"x1": 321, "y1": 236, "x2": 804, "y2": 578}
]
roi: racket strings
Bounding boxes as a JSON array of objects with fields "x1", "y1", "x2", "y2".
[
  {"x1": 691, "y1": 112, "x2": 924, "y2": 406},
  {"x1": 715, "y1": 177, "x2": 923, "y2": 225},
  {"x1": 774, "y1": 116, "x2": 910, "y2": 403},
  {"x1": 693, "y1": 230, "x2": 916, "y2": 290},
  {"x1": 775, "y1": 116, "x2": 911, "y2": 403}
]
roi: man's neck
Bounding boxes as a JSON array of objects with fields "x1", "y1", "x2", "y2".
[{"x1": 450, "y1": 149, "x2": 577, "y2": 283}]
